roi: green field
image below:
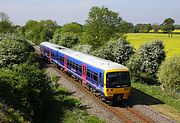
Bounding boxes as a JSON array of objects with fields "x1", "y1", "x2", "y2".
[{"x1": 127, "y1": 33, "x2": 180, "y2": 58}]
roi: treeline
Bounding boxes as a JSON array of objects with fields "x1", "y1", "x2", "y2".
[{"x1": 0, "y1": 6, "x2": 179, "y2": 104}]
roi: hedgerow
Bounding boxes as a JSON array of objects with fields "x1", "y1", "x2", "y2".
[{"x1": 158, "y1": 56, "x2": 180, "y2": 95}]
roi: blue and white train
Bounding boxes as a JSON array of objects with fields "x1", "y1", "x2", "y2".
[{"x1": 40, "y1": 42, "x2": 131, "y2": 101}]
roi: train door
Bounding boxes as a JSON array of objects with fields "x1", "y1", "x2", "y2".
[
  {"x1": 64, "y1": 55, "x2": 67, "y2": 71},
  {"x1": 82, "y1": 64, "x2": 86, "y2": 83}
]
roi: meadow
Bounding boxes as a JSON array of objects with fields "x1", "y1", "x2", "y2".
[{"x1": 127, "y1": 33, "x2": 180, "y2": 58}]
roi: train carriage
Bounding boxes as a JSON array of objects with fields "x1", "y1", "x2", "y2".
[{"x1": 40, "y1": 42, "x2": 131, "y2": 101}]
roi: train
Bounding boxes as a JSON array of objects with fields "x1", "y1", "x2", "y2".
[{"x1": 40, "y1": 42, "x2": 131, "y2": 101}]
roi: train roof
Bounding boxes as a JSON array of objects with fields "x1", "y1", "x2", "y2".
[{"x1": 41, "y1": 42, "x2": 129, "y2": 71}]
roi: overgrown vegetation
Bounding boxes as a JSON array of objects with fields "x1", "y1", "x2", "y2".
[
  {"x1": 127, "y1": 40, "x2": 166, "y2": 84},
  {"x1": 0, "y1": 35, "x2": 34, "y2": 68},
  {"x1": 158, "y1": 56, "x2": 180, "y2": 96},
  {"x1": 93, "y1": 38, "x2": 134, "y2": 65},
  {"x1": 0, "y1": 35, "x2": 104, "y2": 122}
]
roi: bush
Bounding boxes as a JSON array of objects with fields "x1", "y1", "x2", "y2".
[
  {"x1": 126, "y1": 53, "x2": 143, "y2": 81},
  {"x1": 0, "y1": 35, "x2": 34, "y2": 68},
  {"x1": 52, "y1": 33, "x2": 79, "y2": 48},
  {"x1": 158, "y1": 56, "x2": 180, "y2": 94},
  {"x1": 94, "y1": 38, "x2": 134, "y2": 65},
  {"x1": 93, "y1": 39, "x2": 116, "y2": 61},
  {"x1": 138, "y1": 40, "x2": 166, "y2": 75},
  {"x1": 0, "y1": 63, "x2": 52, "y2": 120},
  {"x1": 73, "y1": 44, "x2": 93, "y2": 54},
  {"x1": 127, "y1": 40, "x2": 166, "y2": 84},
  {"x1": 113, "y1": 39, "x2": 134, "y2": 65}
]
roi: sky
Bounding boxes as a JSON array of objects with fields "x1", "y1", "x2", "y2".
[{"x1": 0, "y1": 0, "x2": 180, "y2": 26}]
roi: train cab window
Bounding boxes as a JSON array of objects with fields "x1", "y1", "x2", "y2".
[
  {"x1": 87, "y1": 69, "x2": 90, "y2": 77},
  {"x1": 79, "y1": 65, "x2": 82, "y2": 72}
]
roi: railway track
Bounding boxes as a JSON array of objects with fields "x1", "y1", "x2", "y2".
[
  {"x1": 52, "y1": 64, "x2": 154, "y2": 123},
  {"x1": 35, "y1": 46, "x2": 154, "y2": 123}
]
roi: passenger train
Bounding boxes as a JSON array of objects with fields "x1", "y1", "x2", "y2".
[{"x1": 40, "y1": 42, "x2": 131, "y2": 101}]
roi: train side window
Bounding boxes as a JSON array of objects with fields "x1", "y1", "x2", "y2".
[
  {"x1": 75, "y1": 63, "x2": 78, "y2": 70},
  {"x1": 59, "y1": 56, "x2": 62, "y2": 62},
  {"x1": 59, "y1": 56, "x2": 64, "y2": 62},
  {"x1": 93, "y1": 72, "x2": 98, "y2": 81},
  {"x1": 69, "y1": 60, "x2": 72, "y2": 67},
  {"x1": 72, "y1": 62, "x2": 75, "y2": 69},
  {"x1": 99, "y1": 72, "x2": 102, "y2": 78},
  {"x1": 87, "y1": 69, "x2": 90, "y2": 77},
  {"x1": 79, "y1": 65, "x2": 82, "y2": 72}
]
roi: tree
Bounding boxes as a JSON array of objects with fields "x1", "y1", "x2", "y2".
[
  {"x1": 61, "y1": 22, "x2": 83, "y2": 36},
  {"x1": 152, "y1": 23, "x2": 160, "y2": 33},
  {"x1": 82, "y1": 6, "x2": 123, "y2": 48},
  {"x1": 0, "y1": 20, "x2": 13, "y2": 33},
  {"x1": 52, "y1": 33, "x2": 79, "y2": 48},
  {"x1": 0, "y1": 63, "x2": 53, "y2": 120},
  {"x1": 158, "y1": 56, "x2": 180, "y2": 95},
  {"x1": 144, "y1": 23, "x2": 152, "y2": 33},
  {"x1": 138, "y1": 41, "x2": 166, "y2": 75},
  {"x1": 0, "y1": 12, "x2": 9, "y2": 21},
  {"x1": 94, "y1": 38, "x2": 134, "y2": 65},
  {"x1": 24, "y1": 20, "x2": 39, "y2": 31},
  {"x1": 113, "y1": 39, "x2": 134, "y2": 65},
  {"x1": 119, "y1": 21, "x2": 134, "y2": 33},
  {"x1": 0, "y1": 35, "x2": 34, "y2": 68},
  {"x1": 24, "y1": 20, "x2": 57, "y2": 44},
  {"x1": 127, "y1": 40, "x2": 166, "y2": 83},
  {"x1": 94, "y1": 40, "x2": 116, "y2": 61},
  {"x1": 73, "y1": 44, "x2": 93, "y2": 54},
  {"x1": 161, "y1": 18, "x2": 175, "y2": 38},
  {"x1": 0, "y1": 12, "x2": 13, "y2": 33},
  {"x1": 133, "y1": 23, "x2": 152, "y2": 33}
]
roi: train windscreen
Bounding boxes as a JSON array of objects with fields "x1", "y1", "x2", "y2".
[{"x1": 106, "y1": 72, "x2": 130, "y2": 88}]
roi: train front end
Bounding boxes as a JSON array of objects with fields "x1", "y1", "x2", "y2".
[{"x1": 104, "y1": 70, "x2": 131, "y2": 101}]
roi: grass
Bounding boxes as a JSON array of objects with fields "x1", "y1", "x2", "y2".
[
  {"x1": 39, "y1": 86, "x2": 104, "y2": 123},
  {"x1": 132, "y1": 82, "x2": 180, "y2": 122},
  {"x1": 127, "y1": 33, "x2": 180, "y2": 58}
]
